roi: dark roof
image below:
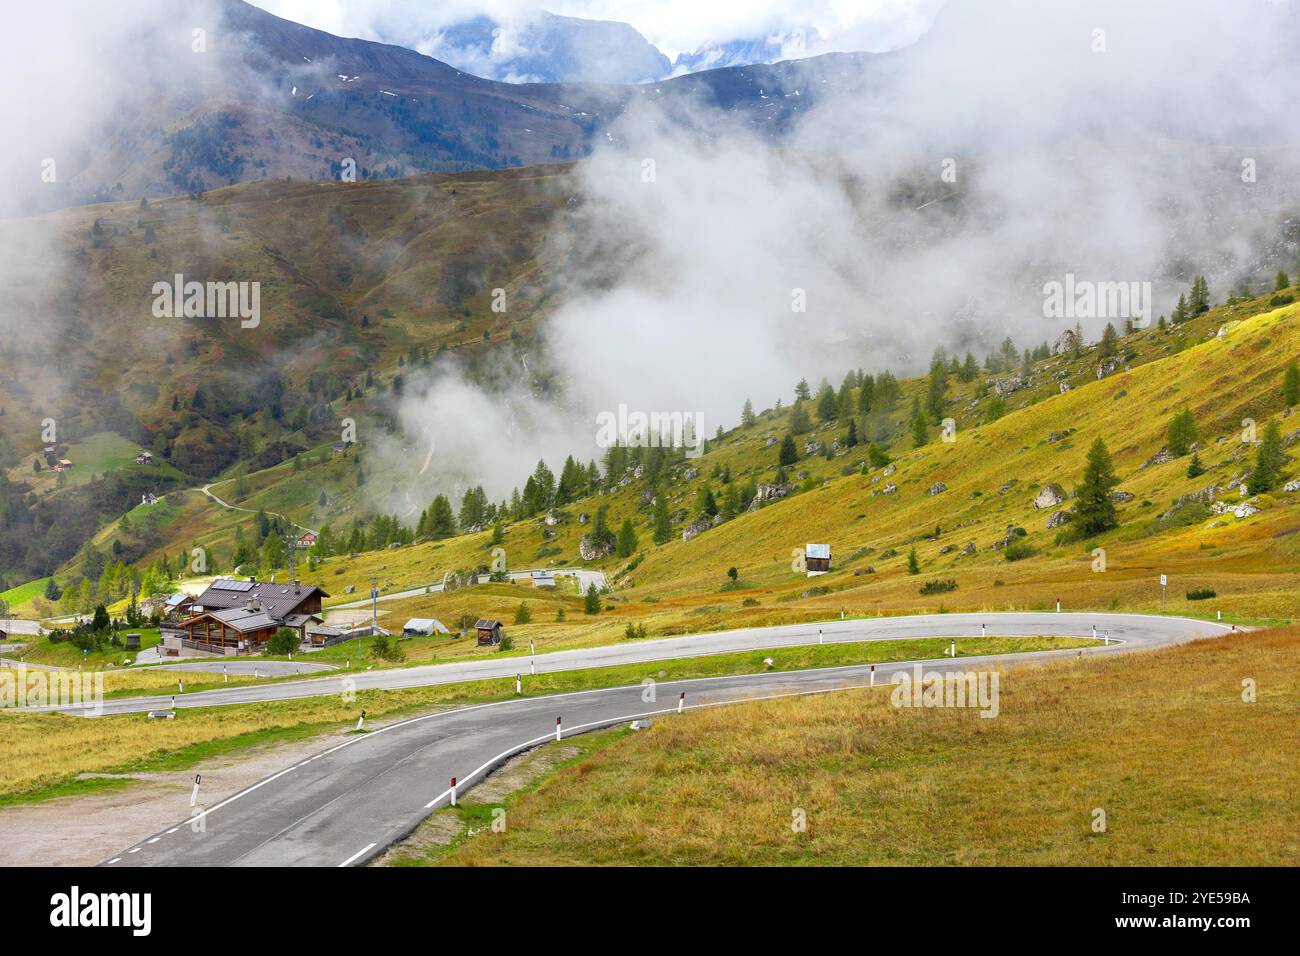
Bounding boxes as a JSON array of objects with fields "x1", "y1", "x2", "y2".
[
  {"x1": 194, "y1": 579, "x2": 329, "y2": 622},
  {"x1": 187, "y1": 608, "x2": 280, "y2": 634},
  {"x1": 475, "y1": 619, "x2": 502, "y2": 629}
]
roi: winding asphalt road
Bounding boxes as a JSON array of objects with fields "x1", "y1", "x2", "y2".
[
  {"x1": 90, "y1": 612, "x2": 1231, "y2": 867},
  {"x1": 39, "y1": 612, "x2": 1218, "y2": 717}
]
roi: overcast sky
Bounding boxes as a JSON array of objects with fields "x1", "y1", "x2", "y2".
[{"x1": 249, "y1": 0, "x2": 942, "y2": 59}]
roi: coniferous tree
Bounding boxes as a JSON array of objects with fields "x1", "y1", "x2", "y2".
[
  {"x1": 816, "y1": 382, "x2": 838, "y2": 422},
  {"x1": 778, "y1": 434, "x2": 798, "y2": 466},
  {"x1": 425, "y1": 495, "x2": 456, "y2": 538},
  {"x1": 1189, "y1": 275, "x2": 1210, "y2": 315},
  {"x1": 926, "y1": 353, "x2": 949, "y2": 421},
  {"x1": 615, "y1": 519, "x2": 638, "y2": 558},
  {"x1": 857, "y1": 374, "x2": 874, "y2": 413},
  {"x1": 1171, "y1": 293, "x2": 1188, "y2": 324},
  {"x1": 789, "y1": 399, "x2": 812, "y2": 435},
  {"x1": 910, "y1": 398, "x2": 928, "y2": 447},
  {"x1": 1166, "y1": 407, "x2": 1200, "y2": 457},
  {"x1": 1247, "y1": 421, "x2": 1285, "y2": 494},
  {"x1": 1073, "y1": 438, "x2": 1121, "y2": 536},
  {"x1": 1098, "y1": 322, "x2": 1119, "y2": 358},
  {"x1": 741, "y1": 398, "x2": 756, "y2": 427},
  {"x1": 652, "y1": 491, "x2": 672, "y2": 544},
  {"x1": 1276, "y1": 269, "x2": 1291, "y2": 292},
  {"x1": 1283, "y1": 361, "x2": 1300, "y2": 407}
]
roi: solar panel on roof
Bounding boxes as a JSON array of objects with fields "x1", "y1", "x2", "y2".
[{"x1": 211, "y1": 579, "x2": 255, "y2": 592}]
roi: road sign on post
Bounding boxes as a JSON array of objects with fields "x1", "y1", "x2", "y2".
[{"x1": 1160, "y1": 573, "x2": 1167, "y2": 607}]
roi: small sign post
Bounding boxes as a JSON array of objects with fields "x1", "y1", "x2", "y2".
[{"x1": 1160, "y1": 573, "x2": 1167, "y2": 608}]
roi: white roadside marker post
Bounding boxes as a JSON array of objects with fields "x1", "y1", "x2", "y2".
[
  {"x1": 450, "y1": 777, "x2": 457, "y2": 807},
  {"x1": 190, "y1": 773, "x2": 201, "y2": 807},
  {"x1": 819, "y1": 627, "x2": 823, "y2": 645},
  {"x1": 178, "y1": 678, "x2": 183, "y2": 694},
  {"x1": 981, "y1": 622, "x2": 986, "y2": 638},
  {"x1": 223, "y1": 665, "x2": 228, "y2": 683},
  {"x1": 1217, "y1": 610, "x2": 1222, "y2": 621},
  {"x1": 870, "y1": 664, "x2": 875, "y2": 687},
  {"x1": 1056, "y1": 599, "x2": 1061, "y2": 613},
  {"x1": 516, "y1": 674, "x2": 521, "y2": 695},
  {"x1": 556, "y1": 716, "x2": 562, "y2": 741},
  {"x1": 678, "y1": 692, "x2": 685, "y2": 714},
  {"x1": 356, "y1": 709, "x2": 366, "y2": 732},
  {"x1": 171, "y1": 695, "x2": 176, "y2": 709},
  {"x1": 949, "y1": 640, "x2": 956, "y2": 658},
  {"x1": 1103, "y1": 631, "x2": 1109, "y2": 646},
  {"x1": 1092, "y1": 625, "x2": 1097, "y2": 641}
]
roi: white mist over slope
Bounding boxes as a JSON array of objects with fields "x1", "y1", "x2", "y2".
[{"x1": 384, "y1": 0, "x2": 1300, "y2": 507}]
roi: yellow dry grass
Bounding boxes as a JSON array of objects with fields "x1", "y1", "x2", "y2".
[{"x1": 441, "y1": 627, "x2": 1300, "y2": 866}]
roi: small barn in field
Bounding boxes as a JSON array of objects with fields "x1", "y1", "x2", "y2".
[
  {"x1": 805, "y1": 543, "x2": 832, "y2": 575},
  {"x1": 475, "y1": 619, "x2": 504, "y2": 646}
]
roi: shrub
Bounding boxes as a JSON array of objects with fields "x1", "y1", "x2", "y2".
[
  {"x1": 1186, "y1": 587, "x2": 1217, "y2": 601},
  {"x1": 1004, "y1": 540, "x2": 1038, "y2": 561},
  {"x1": 918, "y1": 578, "x2": 958, "y2": 595},
  {"x1": 624, "y1": 622, "x2": 648, "y2": 640},
  {"x1": 368, "y1": 634, "x2": 405, "y2": 662},
  {"x1": 267, "y1": 628, "x2": 299, "y2": 655}
]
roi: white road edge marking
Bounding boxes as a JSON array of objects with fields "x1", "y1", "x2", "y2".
[
  {"x1": 101, "y1": 613, "x2": 1228, "y2": 861},
  {"x1": 66, "y1": 611, "x2": 1226, "y2": 718},
  {"x1": 338, "y1": 842, "x2": 376, "y2": 867}
]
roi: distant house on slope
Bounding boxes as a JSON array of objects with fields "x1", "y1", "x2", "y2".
[
  {"x1": 805, "y1": 543, "x2": 832, "y2": 576},
  {"x1": 296, "y1": 531, "x2": 318, "y2": 549},
  {"x1": 135, "y1": 451, "x2": 154, "y2": 464},
  {"x1": 54, "y1": 459, "x2": 74, "y2": 473}
]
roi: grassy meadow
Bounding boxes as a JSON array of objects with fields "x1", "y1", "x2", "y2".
[{"x1": 431, "y1": 626, "x2": 1299, "y2": 866}]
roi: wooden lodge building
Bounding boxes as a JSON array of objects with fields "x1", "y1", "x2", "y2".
[{"x1": 161, "y1": 577, "x2": 330, "y2": 656}]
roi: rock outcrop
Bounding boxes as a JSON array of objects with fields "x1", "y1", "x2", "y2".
[{"x1": 1033, "y1": 483, "x2": 1066, "y2": 509}]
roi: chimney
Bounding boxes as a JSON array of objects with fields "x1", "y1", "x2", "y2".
[{"x1": 294, "y1": 579, "x2": 301, "y2": 595}]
